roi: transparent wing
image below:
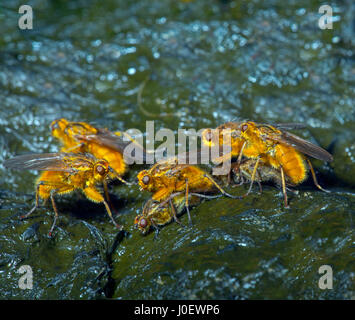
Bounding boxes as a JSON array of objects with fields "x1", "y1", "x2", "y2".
[
  {"x1": 75, "y1": 129, "x2": 147, "y2": 163},
  {"x1": 256, "y1": 124, "x2": 333, "y2": 162},
  {"x1": 3, "y1": 152, "x2": 94, "y2": 172},
  {"x1": 277, "y1": 131, "x2": 333, "y2": 162},
  {"x1": 151, "y1": 149, "x2": 218, "y2": 176},
  {"x1": 272, "y1": 123, "x2": 306, "y2": 130}
]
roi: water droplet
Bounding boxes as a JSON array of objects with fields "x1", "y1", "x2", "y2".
[
  {"x1": 91, "y1": 39, "x2": 102, "y2": 47},
  {"x1": 86, "y1": 54, "x2": 94, "y2": 63},
  {"x1": 32, "y1": 41, "x2": 42, "y2": 51},
  {"x1": 248, "y1": 76, "x2": 257, "y2": 83},
  {"x1": 291, "y1": 24, "x2": 298, "y2": 32},
  {"x1": 128, "y1": 67, "x2": 136, "y2": 75},
  {"x1": 157, "y1": 17, "x2": 166, "y2": 25},
  {"x1": 332, "y1": 36, "x2": 340, "y2": 44},
  {"x1": 296, "y1": 8, "x2": 306, "y2": 16}
]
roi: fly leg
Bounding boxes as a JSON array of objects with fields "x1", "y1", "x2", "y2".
[
  {"x1": 152, "y1": 221, "x2": 161, "y2": 240},
  {"x1": 228, "y1": 141, "x2": 247, "y2": 181},
  {"x1": 232, "y1": 175, "x2": 245, "y2": 188},
  {"x1": 103, "y1": 180, "x2": 118, "y2": 215},
  {"x1": 103, "y1": 180, "x2": 110, "y2": 205},
  {"x1": 236, "y1": 141, "x2": 246, "y2": 168},
  {"x1": 286, "y1": 186, "x2": 298, "y2": 194},
  {"x1": 48, "y1": 189, "x2": 59, "y2": 237},
  {"x1": 108, "y1": 167, "x2": 133, "y2": 186},
  {"x1": 242, "y1": 157, "x2": 261, "y2": 198},
  {"x1": 203, "y1": 174, "x2": 242, "y2": 199},
  {"x1": 256, "y1": 169, "x2": 263, "y2": 193},
  {"x1": 306, "y1": 158, "x2": 330, "y2": 193},
  {"x1": 84, "y1": 187, "x2": 122, "y2": 230},
  {"x1": 230, "y1": 162, "x2": 245, "y2": 188},
  {"x1": 147, "y1": 216, "x2": 162, "y2": 240},
  {"x1": 185, "y1": 179, "x2": 192, "y2": 226},
  {"x1": 21, "y1": 182, "x2": 43, "y2": 220},
  {"x1": 169, "y1": 198, "x2": 185, "y2": 227},
  {"x1": 189, "y1": 193, "x2": 223, "y2": 199},
  {"x1": 280, "y1": 166, "x2": 289, "y2": 208},
  {"x1": 115, "y1": 175, "x2": 132, "y2": 186},
  {"x1": 103, "y1": 200, "x2": 122, "y2": 230}
]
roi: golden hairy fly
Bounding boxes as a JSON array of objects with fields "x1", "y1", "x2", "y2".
[
  {"x1": 135, "y1": 193, "x2": 201, "y2": 235},
  {"x1": 4, "y1": 152, "x2": 123, "y2": 236},
  {"x1": 201, "y1": 121, "x2": 333, "y2": 207}
]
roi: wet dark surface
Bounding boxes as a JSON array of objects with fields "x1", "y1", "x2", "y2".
[{"x1": 0, "y1": 0, "x2": 354, "y2": 299}]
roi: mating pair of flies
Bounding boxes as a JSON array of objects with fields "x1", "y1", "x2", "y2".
[
  {"x1": 4, "y1": 119, "x2": 333, "y2": 236},
  {"x1": 134, "y1": 121, "x2": 333, "y2": 234}
]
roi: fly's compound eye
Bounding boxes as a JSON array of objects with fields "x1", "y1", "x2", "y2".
[
  {"x1": 142, "y1": 175, "x2": 150, "y2": 185},
  {"x1": 241, "y1": 124, "x2": 248, "y2": 132},
  {"x1": 96, "y1": 165, "x2": 106, "y2": 176},
  {"x1": 139, "y1": 218, "x2": 148, "y2": 228}
]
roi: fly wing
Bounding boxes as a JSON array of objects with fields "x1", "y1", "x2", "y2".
[
  {"x1": 158, "y1": 148, "x2": 219, "y2": 175},
  {"x1": 155, "y1": 149, "x2": 213, "y2": 169},
  {"x1": 75, "y1": 129, "x2": 147, "y2": 163},
  {"x1": 255, "y1": 123, "x2": 333, "y2": 162},
  {"x1": 3, "y1": 153, "x2": 85, "y2": 172},
  {"x1": 278, "y1": 131, "x2": 333, "y2": 162},
  {"x1": 272, "y1": 123, "x2": 306, "y2": 130},
  {"x1": 177, "y1": 148, "x2": 220, "y2": 165}
]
